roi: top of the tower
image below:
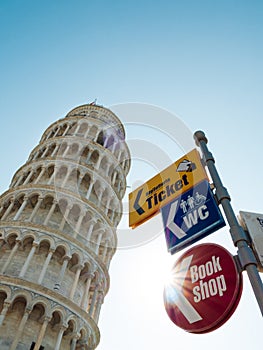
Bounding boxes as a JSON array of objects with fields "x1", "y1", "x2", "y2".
[{"x1": 66, "y1": 103, "x2": 126, "y2": 139}]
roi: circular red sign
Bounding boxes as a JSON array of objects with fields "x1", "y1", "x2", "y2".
[{"x1": 164, "y1": 243, "x2": 243, "y2": 333}]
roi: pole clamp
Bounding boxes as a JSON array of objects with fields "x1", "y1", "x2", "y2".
[
  {"x1": 230, "y1": 225, "x2": 249, "y2": 245},
  {"x1": 215, "y1": 186, "x2": 231, "y2": 203},
  {"x1": 237, "y1": 243, "x2": 258, "y2": 270}
]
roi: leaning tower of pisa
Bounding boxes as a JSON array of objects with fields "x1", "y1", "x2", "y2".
[{"x1": 0, "y1": 103, "x2": 130, "y2": 349}]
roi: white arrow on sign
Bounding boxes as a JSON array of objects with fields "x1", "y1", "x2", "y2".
[
  {"x1": 170, "y1": 255, "x2": 203, "y2": 324},
  {"x1": 166, "y1": 200, "x2": 187, "y2": 239}
]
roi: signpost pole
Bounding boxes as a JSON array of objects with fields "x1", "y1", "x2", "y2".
[{"x1": 194, "y1": 130, "x2": 263, "y2": 316}]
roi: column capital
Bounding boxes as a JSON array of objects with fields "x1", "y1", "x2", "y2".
[
  {"x1": 95, "y1": 228, "x2": 105, "y2": 235},
  {"x1": 96, "y1": 187, "x2": 104, "y2": 195},
  {"x1": 94, "y1": 282, "x2": 101, "y2": 290},
  {"x1": 76, "y1": 263, "x2": 85, "y2": 270},
  {"x1": 82, "y1": 271, "x2": 95, "y2": 281},
  {"x1": 65, "y1": 202, "x2": 74, "y2": 211},
  {"x1": 90, "y1": 217, "x2": 98, "y2": 224},
  {"x1": 71, "y1": 331, "x2": 80, "y2": 340},
  {"x1": 24, "y1": 307, "x2": 33, "y2": 315},
  {"x1": 2, "y1": 301, "x2": 11, "y2": 309},
  {"x1": 41, "y1": 315, "x2": 52, "y2": 323},
  {"x1": 59, "y1": 323, "x2": 68, "y2": 331},
  {"x1": 79, "y1": 209, "x2": 86, "y2": 218},
  {"x1": 98, "y1": 290, "x2": 105, "y2": 299},
  {"x1": 89, "y1": 264, "x2": 96, "y2": 274},
  {"x1": 71, "y1": 331, "x2": 81, "y2": 340},
  {"x1": 88, "y1": 271, "x2": 96, "y2": 279},
  {"x1": 102, "y1": 238, "x2": 110, "y2": 246},
  {"x1": 62, "y1": 254, "x2": 72, "y2": 262},
  {"x1": 89, "y1": 177, "x2": 95, "y2": 184},
  {"x1": 48, "y1": 248, "x2": 55, "y2": 254}
]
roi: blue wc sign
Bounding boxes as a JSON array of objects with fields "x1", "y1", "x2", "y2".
[{"x1": 161, "y1": 180, "x2": 225, "y2": 254}]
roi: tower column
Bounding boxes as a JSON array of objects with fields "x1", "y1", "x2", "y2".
[
  {"x1": 109, "y1": 205, "x2": 115, "y2": 222},
  {"x1": 23, "y1": 170, "x2": 35, "y2": 185},
  {"x1": 47, "y1": 170, "x2": 55, "y2": 184},
  {"x1": 1, "y1": 198, "x2": 15, "y2": 220},
  {"x1": 103, "y1": 135, "x2": 109, "y2": 147},
  {"x1": 105, "y1": 196, "x2": 112, "y2": 215},
  {"x1": 101, "y1": 241, "x2": 109, "y2": 262},
  {"x1": 70, "y1": 332, "x2": 80, "y2": 350},
  {"x1": 84, "y1": 125, "x2": 91, "y2": 138},
  {"x1": 53, "y1": 127, "x2": 61, "y2": 137},
  {"x1": 95, "y1": 155, "x2": 103, "y2": 170},
  {"x1": 74, "y1": 211, "x2": 85, "y2": 238},
  {"x1": 51, "y1": 144, "x2": 60, "y2": 157},
  {"x1": 110, "y1": 141, "x2": 118, "y2": 154},
  {"x1": 62, "y1": 123, "x2": 71, "y2": 136},
  {"x1": 61, "y1": 169, "x2": 72, "y2": 187},
  {"x1": 54, "y1": 255, "x2": 71, "y2": 290},
  {"x1": 32, "y1": 151, "x2": 39, "y2": 160},
  {"x1": 1, "y1": 240, "x2": 20, "y2": 274},
  {"x1": 59, "y1": 204, "x2": 72, "y2": 231},
  {"x1": 19, "y1": 242, "x2": 38, "y2": 278},
  {"x1": 86, "y1": 179, "x2": 94, "y2": 200},
  {"x1": 13, "y1": 196, "x2": 28, "y2": 220},
  {"x1": 94, "y1": 129, "x2": 101, "y2": 141},
  {"x1": 62, "y1": 144, "x2": 70, "y2": 157},
  {"x1": 46, "y1": 129, "x2": 54, "y2": 139},
  {"x1": 117, "y1": 179, "x2": 122, "y2": 192},
  {"x1": 117, "y1": 150, "x2": 123, "y2": 162},
  {"x1": 94, "y1": 231, "x2": 104, "y2": 255},
  {"x1": 28, "y1": 196, "x2": 44, "y2": 222},
  {"x1": 10, "y1": 308, "x2": 31, "y2": 350},
  {"x1": 86, "y1": 218, "x2": 96, "y2": 241},
  {"x1": 93, "y1": 291, "x2": 104, "y2": 322},
  {"x1": 96, "y1": 186, "x2": 104, "y2": 203},
  {"x1": 81, "y1": 271, "x2": 94, "y2": 309},
  {"x1": 112, "y1": 171, "x2": 117, "y2": 186},
  {"x1": 54, "y1": 324, "x2": 67, "y2": 350},
  {"x1": 104, "y1": 162, "x2": 111, "y2": 177},
  {"x1": 33, "y1": 316, "x2": 51, "y2": 350},
  {"x1": 41, "y1": 146, "x2": 50, "y2": 158},
  {"x1": 77, "y1": 172, "x2": 83, "y2": 188},
  {"x1": 38, "y1": 249, "x2": 54, "y2": 284},
  {"x1": 89, "y1": 283, "x2": 100, "y2": 316},
  {"x1": 35, "y1": 167, "x2": 46, "y2": 183},
  {"x1": 69, "y1": 264, "x2": 84, "y2": 300},
  {"x1": 43, "y1": 199, "x2": 57, "y2": 225},
  {"x1": 0, "y1": 302, "x2": 10, "y2": 326},
  {"x1": 14, "y1": 174, "x2": 24, "y2": 187},
  {"x1": 86, "y1": 147, "x2": 94, "y2": 163}
]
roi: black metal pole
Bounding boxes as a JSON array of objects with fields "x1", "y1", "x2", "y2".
[{"x1": 194, "y1": 130, "x2": 263, "y2": 316}]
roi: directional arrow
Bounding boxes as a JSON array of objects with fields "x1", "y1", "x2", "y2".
[
  {"x1": 133, "y1": 188, "x2": 145, "y2": 215},
  {"x1": 166, "y1": 200, "x2": 187, "y2": 239},
  {"x1": 168, "y1": 255, "x2": 203, "y2": 324}
]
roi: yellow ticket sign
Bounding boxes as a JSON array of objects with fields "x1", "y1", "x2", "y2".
[{"x1": 129, "y1": 149, "x2": 208, "y2": 228}]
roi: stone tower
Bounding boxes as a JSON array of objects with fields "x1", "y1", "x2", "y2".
[{"x1": 0, "y1": 103, "x2": 130, "y2": 349}]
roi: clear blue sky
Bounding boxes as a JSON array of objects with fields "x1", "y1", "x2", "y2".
[{"x1": 1, "y1": 1, "x2": 263, "y2": 349}]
